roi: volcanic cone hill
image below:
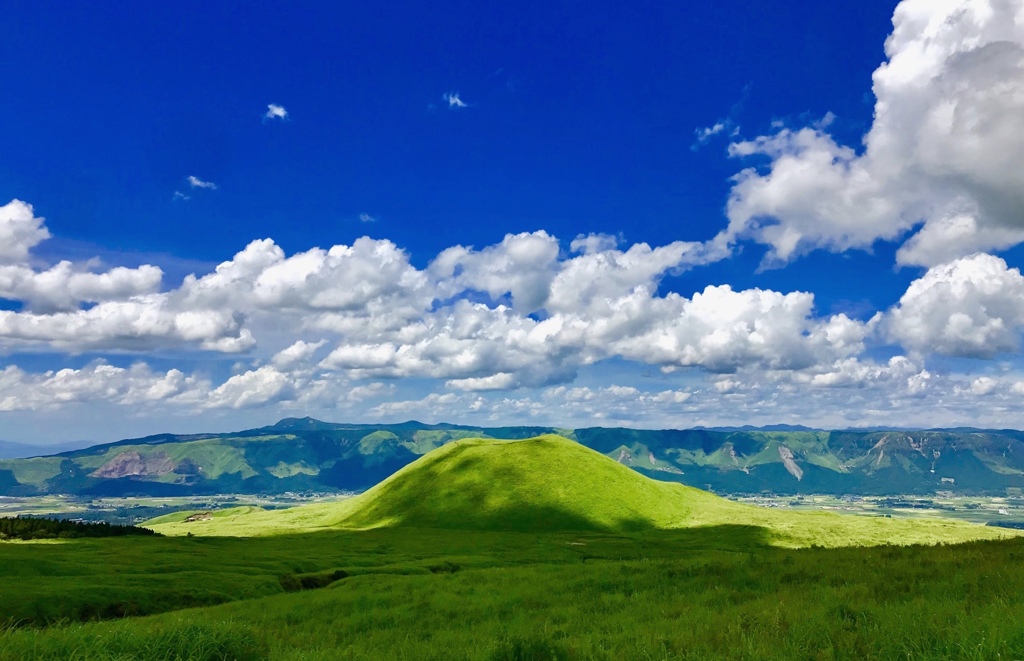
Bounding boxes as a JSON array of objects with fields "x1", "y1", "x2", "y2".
[
  {"x1": 323, "y1": 434, "x2": 742, "y2": 532},
  {"x1": 147, "y1": 435, "x2": 1017, "y2": 547}
]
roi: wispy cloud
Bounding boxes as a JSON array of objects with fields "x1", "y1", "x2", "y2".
[
  {"x1": 187, "y1": 176, "x2": 217, "y2": 190},
  {"x1": 172, "y1": 191, "x2": 191, "y2": 201},
  {"x1": 692, "y1": 120, "x2": 739, "y2": 150},
  {"x1": 695, "y1": 122, "x2": 726, "y2": 142},
  {"x1": 264, "y1": 103, "x2": 288, "y2": 121},
  {"x1": 359, "y1": 213, "x2": 376, "y2": 223},
  {"x1": 443, "y1": 92, "x2": 468, "y2": 109}
]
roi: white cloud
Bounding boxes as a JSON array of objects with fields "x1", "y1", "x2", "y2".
[
  {"x1": 696, "y1": 122, "x2": 726, "y2": 143},
  {"x1": 649, "y1": 389, "x2": 692, "y2": 404},
  {"x1": 0, "y1": 200, "x2": 165, "y2": 313},
  {"x1": 0, "y1": 202, "x2": 260, "y2": 353},
  {"x1": 545, "y1": 239, "x2": 728, "y2": 315},
  {"x1": 887, "y1": 253, "x2": 1024, "y2": 357},
  {"x1": 0, "y1": 362, "x2": 205, "y2": 412},
  {"x1": 204, "y1": 366, "x2": 292, "y2": 409},
  {"x1": 265, "y1": 104, "x2": 288, "y2": 120},
  {"x1": 692, "y1": 121, "x2": 739, "y2": 149},
  {"x1": 5, "y1": 194, "x2": 1024, "y2": 427},
  {"x1": 0, "y1": 200, "x2": 49, "y2": 263},
  {"x1": 187, "y1": 176, "x2": 217, "y2": 190},
  {"x1": 359, "y1": 213, "x2": 376, "y2": 223},
  {"x1": 271, "y1": 340, "x2": 326, "y2": 370},
  {"x1": 968, "y1": 376, "x2": 999, "y2": 396},
  {"x1": 569, "y1": 233, "x2": 619, "y2": 254},
  {"x1": 173, "y1": 191, "x2": 191, "y2": 201},
  {"x1": 719, "y1": 0, "x2": 1024, "y2": 266},
  {"x1": 431, "y1": 231, "x2": 561, "y2": 312},
  {"x1": 3, "y1": 348, "x2": 1024, "y2": 430},
  {"x1": 314, "y1": 260, "x2": 873, "y2": 388},
  {"x1": 443, "y1": 92, "x2": 468, "y2": 108},
  {"x1": 0, "y1": 262, "x2": 163, "y2": 313},
  {"x1": 180, "y1": 236, "x2": 431, "y2": 316},
  {"x1": 0, "y1": 360, "x2": 324, "y2": 412},
  {"x1": 896, "y1": 213, "x2": 1024, "y2": 267},
  {"x1": 369, "y1": 392, "x2": 460, "y2": 418},
  {"x1": 0, "y1": 301, "x2": 253, "y2": 354},
  {"x1": 446, "y1": 373, "x2": 518, "y2": 391},
  {"x1": 346, "y1": 382, "x2": 395, "y2": 402}
]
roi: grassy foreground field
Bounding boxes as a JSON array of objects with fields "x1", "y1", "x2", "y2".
[
  {"x1": 3, "y1": 436, "x2": 1022, "y2": 659},
  {"x1": 4, "y1": 532, "x2": 1024, "y2": 659}
]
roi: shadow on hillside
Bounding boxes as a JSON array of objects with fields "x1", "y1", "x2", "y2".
[{"x1": 262, "y1": 522, "x2": 779, "y2": 556}]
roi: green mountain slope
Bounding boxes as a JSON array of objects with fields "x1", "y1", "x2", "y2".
[
  {"x1": 322, "y1": 435, "x2": 733, "y2": 531},
  {"x1": 147, "y1": 435, "x2": 1014, "y2": 547},
  {"x1": 6, "y1": 418, "x2": 1024, "y2": 497}
]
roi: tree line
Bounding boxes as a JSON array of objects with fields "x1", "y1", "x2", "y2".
[{"x1": 0, "y1": 516, "x2": 159, "y2": 540}]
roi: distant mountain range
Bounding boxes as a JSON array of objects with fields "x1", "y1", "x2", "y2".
[
  {"x1": 2, "y1": 417, "x2": 1024, "y2": 496},
  {"x1": 0, "y1": 440, "x2": 93, "y2": 460}
]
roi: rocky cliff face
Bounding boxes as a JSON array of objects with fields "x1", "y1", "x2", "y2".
[{"x1": 90, "y1": 451, "x2": 176, "y2": 479}]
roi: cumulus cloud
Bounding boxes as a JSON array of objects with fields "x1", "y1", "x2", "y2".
[
  {"x1": 346, "y1": 382, "x2": 395, "y2": 402},
  {"x1": 315, "y1": 258, "x2": 873, "y2": 387},
  {"x1": 431, "y1": 231, "x2": 562, "y2": 312},
  {"x1": 887, "y1": 253, "x2": 1024, "y2": 357},
  {"x1": 272, "y1": 340, "x2": 326, "y2": 370},
  {"x1": 0, "y1": 360, "x2": 331, "y2": 413},
  {"x1": 0, "y1": 200, "x2": 49, "y2": 263},
  {"x1": 6, "y1": 192, "x2": 1024, "y2": 425},
  {"x1": 0, "y1": 201, "x2": 259, "y2": 354},
  {"x1": 719, "y1": 0, "x2": 1024, "y2": 267},
  {"x1": 569, "y1": 233, "x2": 619, "y2": 254},
  {"x1": 0, "y1": 201, "x2": 165, "y2": 314},
  {"x1": 0, "y1": 207, "x2": 877, "y2": 385},
  {"x1": 205, "y1": 366, "x2": 292, "y2": 409},
  {"x1": 187, "y1": 176, "x2": 217, "y2": 190},
  {"x1": 0, "y1": 262, "x2": 163, "y2": 313},
  {"x1": 179, "y1": 236, "x2": 431, "y2": 316},
  {"x1": 446, "y1": 373, "x2": 518, "y2": 391},
  {"x1": 0, "y1": 362, "x2": 205, "y2": 412},
  {"x1": 0, "y1": 301, "x2": 254, "y2": 354},
  {"x1": 265, "y1": 104, "x2": 288, "y2": 120}
]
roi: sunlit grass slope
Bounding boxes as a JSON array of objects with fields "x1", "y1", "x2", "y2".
[{"x1": 149, "y1": 435, "x2": 1015, "y2": 547}]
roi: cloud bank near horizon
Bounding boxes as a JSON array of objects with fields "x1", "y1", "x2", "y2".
[{"x1": 2, "y1": 194, "x2": 1024, "y2": 432}]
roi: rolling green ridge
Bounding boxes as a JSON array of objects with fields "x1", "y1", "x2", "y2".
[
  {"x1": 5, "y1": 417, "x2": 1024, "y2": 498},
  {"x1": 148, "y1": 436, "x2": 1012, "y2": 548}
]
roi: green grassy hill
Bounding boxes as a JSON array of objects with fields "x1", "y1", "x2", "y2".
[{"x1": 149, "y1": 435, "x2": 1014, "y2": 547}]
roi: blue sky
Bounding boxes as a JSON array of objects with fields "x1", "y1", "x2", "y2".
[{"x1": 2, "y1": 0, "x2": 1024, "y2": 443}]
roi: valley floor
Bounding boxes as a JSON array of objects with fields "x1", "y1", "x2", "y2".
[
  {"x1": 7, "y1": 491, "x2": 1024, "y2": 528},
  {"x1": 736, "y1": 493, "x2": 1024, "y2": 527}
]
